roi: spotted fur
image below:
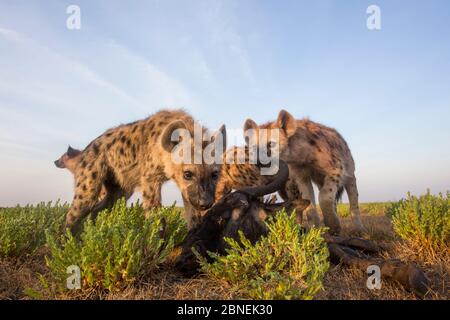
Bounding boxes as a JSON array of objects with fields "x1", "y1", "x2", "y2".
[
  {"x1": 215, "y1": 146, "x2": 312, "y2": 223},
  {"x1": 243, "y1": 110, "x2": 366, "y2": 235},
  {"x1": 62, "y1": 109, "x2": 226, "y2": 233}
]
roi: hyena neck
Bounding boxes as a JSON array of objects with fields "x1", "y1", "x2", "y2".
[
  {"x1": 278, "y1": 147, "x2": 295, "y2": 163},
  {"x1": 282, "y1": 135, "x2": 312, "y2": 165}
]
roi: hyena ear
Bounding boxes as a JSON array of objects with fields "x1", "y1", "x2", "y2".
[
  {"x1": 276, "y1": 109, "x2": 297, "y2": 138},
  {"x1": 67, "y1": 146, "x2": 81, "y2": 158},
  {"x1": 211, "y1": 124, "x2": 227, "y2": 154},
  {"x1": 161, "y1": 120, "x2": 188, "y2": 152},
  {"x1": 243, "y1": 118, "x2": 258, "y2": 145}
]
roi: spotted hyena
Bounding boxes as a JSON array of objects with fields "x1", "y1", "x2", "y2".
[
  {"x1": 214, "y1": 146, "x2": 316, "y2": 225},
  {"x1": 54, "y1": 146, "x2": 127, "y2": 218},
  {"x1": 63, "y1": 109, "x2": 226, "y2": 233},
  {"x1": 243, "y1": 109, "x2": 366, "y2": 235}
]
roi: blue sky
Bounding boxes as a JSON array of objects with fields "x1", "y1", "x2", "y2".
[{"x1": 0, "y1": 0, "x2": 449, "y2": 206}]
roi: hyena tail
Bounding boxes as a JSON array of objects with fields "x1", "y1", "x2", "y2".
[{"x1": 336, "y1": 186, "x2": 344, "y2": 203}]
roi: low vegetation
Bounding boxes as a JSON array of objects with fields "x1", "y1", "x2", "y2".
[
  {"x1": 337, "y1": 202, "x2": 391, "y2": 218},
  {"x1": 0, "y1": 201, "x2": 67, "y2": 257},
  {"x1": 0, "y1": 193, "x2": 448, "y2": 300},
  {"x1": 45, "y1": 200, "x2": 187, "y2": 292},
  {"x1": 387, "y1": 191, "x2": 449, "y2": 257},
  {"x1": 198, "y1": 210, "x2": 329, "y2": 300}
]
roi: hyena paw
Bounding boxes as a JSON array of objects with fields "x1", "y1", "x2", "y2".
[
  {"x1": 64, "y1": 213, "x2": 81, "y2": 234},
  {"x1": 353, "y1": 217, "x2": 369, "y2": 236}
]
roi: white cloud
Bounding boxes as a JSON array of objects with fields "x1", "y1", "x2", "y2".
[
  {"x1": 0, "y1": 26, "x2": 147, "y2": 114},
  {"x1": 103, "y1": 40, "x2": 197, "y2": 110},
  {"x1": 0, "y1": 26, "x2": 25, "y2": 42},
  {"x1": 0, "y1": 26, "x2": 199, "y2": 206},
  {"x1": 197, "y1": 1, "x2": 256, "y2": 85}
]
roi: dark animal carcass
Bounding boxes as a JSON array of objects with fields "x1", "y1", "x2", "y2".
[
  {"x1": 175, "y1": 160, "x2": 310, "y2": 276},
  {"x1": 175, "y1": 160, "x2": 430, "y2": 298}
]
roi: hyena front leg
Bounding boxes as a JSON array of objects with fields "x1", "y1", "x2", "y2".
[
  {"x1": 345, "y1": 175, "x2": 367, "y2": 234},
  {"x1": 141, "y1": 175, "x2": 163, "y2": 218},
  {"x1": 296, "y1": 178, "x2": 321, "y2": 227},
  {"x1": 279, "y1": 178, "x2": 305, "y2": 224},
  {"x1": 65, "y1": 171, "x2": 104, "y2": 234},
  {"x1": 318, "y1": 177, "x2": 342, "y2": 235}
]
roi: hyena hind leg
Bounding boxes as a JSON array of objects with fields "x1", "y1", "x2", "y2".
[
  {"x1": 89, "y1": 183, "x2": 129, "y2": 221},
  {"x1": 344, "y1": 176, "x2": 367, "y2": 234},
  {"x1": 318, "y1": 177, "x2": 342, "y2": 235},
  {"x1": 65, "y1": 171, "x2": 105, "y2": 234}
]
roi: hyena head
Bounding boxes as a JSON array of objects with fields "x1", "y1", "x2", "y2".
[
  {"x1": 243, "y1": 109, "x2": 297, "y2": 161},
  {"x1": 161, "y1": 120, "x2": 226, "y2": 211},
  {"x1": 54, "y1": 146, "x2": 82, "y2": 174}
]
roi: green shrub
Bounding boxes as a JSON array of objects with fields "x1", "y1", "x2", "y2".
[
  {"x1": 198, "y1": 210, "x2": 329, "y2": 300},
  {"x1": 45, "y1": 200, "x2": 187, "y2": 291},
  {"x1": 336, "y1": 203, "x2": 351, "y2": 218},
  {"x1": 337, "y1": 202, "x2": 391, "y2": 218},
  {"x1": 0, "y1": 201, "x2": 68, "y2": 257},
  {"x1": 361, "y1": 202, "x2": 392, "y2": 215},
  {"x1": 388, "y1": 191, "x2": 449, "y2": 253}
]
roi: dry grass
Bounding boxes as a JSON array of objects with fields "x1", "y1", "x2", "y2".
[
  {"x1": 316, "y1": 214, "x2": 449, "y2": 300},
  {"x1": 1, "y1": 207, "x2": 448, "y2": 300},
  {"x1": 0, "y1": 247, "x2": 51, "y2": 300}
]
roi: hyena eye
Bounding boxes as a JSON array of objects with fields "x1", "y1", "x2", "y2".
[
  {"x1": 211, "y1": 171, "x2": 219, "y2": 180},
  {"x1": 183, "y1": 171, "x2": 194, "y2": 180}
]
